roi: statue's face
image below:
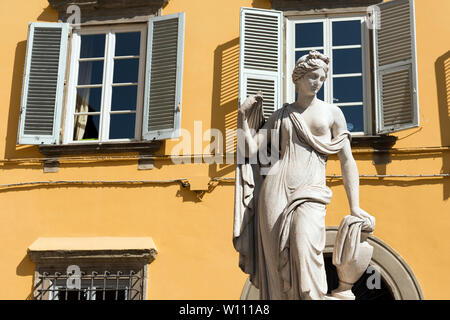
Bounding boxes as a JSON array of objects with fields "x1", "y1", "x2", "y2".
[{"x1": 295, "y1": 68, "x2": 326, "y2": 98}]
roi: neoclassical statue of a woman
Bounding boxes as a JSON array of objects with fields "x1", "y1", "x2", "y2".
[{"x1": 233, "y1": 50, "x2": 376, "y2": 300}]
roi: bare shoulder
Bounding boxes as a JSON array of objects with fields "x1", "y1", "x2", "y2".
[
  {"x1": 325, "y1": 103, "x2": 343, "y2": 118},
  {"x1": 322, "y1": 103, "x2": 348, "y2": 136},
  {"x1": 317, "y1": 101, "x2": 344, "y2": 124},
  {"x1": 326, "y1": 104, "x2": 346, "y2": 125}
]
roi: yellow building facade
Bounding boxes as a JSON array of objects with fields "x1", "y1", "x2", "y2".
[{"x1": 0, "y1": 0, "x2": 448, "y2": 300}]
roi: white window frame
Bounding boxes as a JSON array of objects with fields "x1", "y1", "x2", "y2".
[
  {"x1": 63, "y1": 24, "x2": 147, "y2": 144},
  {"x1": 285, "y1": 13, "x2": 372, "y2": 136}
]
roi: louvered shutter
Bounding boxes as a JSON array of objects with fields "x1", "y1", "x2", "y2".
[
  {"x1": 18, "y1": 22, "x2": 69, "y2": 145},
  {"x1": 143, "y1": 13, "x2": 185, "y2": 141},
  {"x1": 239, "y1": 8, "x2": 283, "y2": 119},
  {"x1": 373, "y1": 0, "x2": 419, "y2": 134}
]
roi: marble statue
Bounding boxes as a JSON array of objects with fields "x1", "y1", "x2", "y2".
[{"x1": 233, "y1": 50, "x2": 376, "y2": 300}]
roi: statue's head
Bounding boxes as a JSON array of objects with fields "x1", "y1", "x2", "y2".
[{"x1": 292, "y1": 50, "x2": 330, "y2": 97}]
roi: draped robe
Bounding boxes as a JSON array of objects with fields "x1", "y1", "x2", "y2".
[{"x1": 233, "y1": 103, "x2": 351, "y2": 300}]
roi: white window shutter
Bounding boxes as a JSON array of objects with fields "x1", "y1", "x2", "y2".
[
  {"x1": 373, "y1": 0, "x2": 419, "y2": 134},
  {"x1": 143, "y1": 13, "x2": 185, "y2": 141},
  {"x1": 18, "y1": 22, "x2": 69, "y2": 145},
  {"x1": 239, "y1": 8, "x2": 283, "y2": 119}
]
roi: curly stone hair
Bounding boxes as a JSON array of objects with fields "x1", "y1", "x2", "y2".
[{"x1": 291, "y1": 50, "x2": 330, "y2": 84}]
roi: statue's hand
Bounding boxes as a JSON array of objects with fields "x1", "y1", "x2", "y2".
[
  {"x1": 239, "y1": 92, "x2": 263, "y2": 115},
  {"x1": 351, "y1": 207, "x2": 375, "y2": 232}
]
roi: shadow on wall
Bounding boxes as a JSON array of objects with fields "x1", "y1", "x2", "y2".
[
  {"x1": 4, "y1": 6, "x2": 58, "y2": 160},
  {"x1": 435, "y1": 50, "x2": 450, "y2": 200},
  {"x1": 252, "y1": 0, "x2": 272, "y2": 9},
  {"x1": 37, "y1": 5, "x2": 58, "y2": 22},
  {"x1": 16, "y1": 255, "x2": 35, "y2": 300},
  {"x1": 4, "y1": 40, "x2": 42, "y2": 160},
  {"x1": 208, "y1": 38, "x2": 240, "y2": 180}
]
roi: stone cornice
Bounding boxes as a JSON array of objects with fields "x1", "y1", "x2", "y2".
[
  {"x1": 48, "y1": 0, "x2": 169, "y2": 10},
  {"x1": 270, "y1": 0, "x2": 382, "y2": 11},
  {"x1": 47, "y1": 0, "x2": 169, "y2": 24}
]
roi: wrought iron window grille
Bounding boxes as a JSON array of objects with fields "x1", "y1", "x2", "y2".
[{"x1": 35, "y1": 269, "x2": 144, "y2": 301}]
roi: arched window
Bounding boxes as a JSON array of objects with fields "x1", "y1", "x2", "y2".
[{"x1": 241, "y1": 227, "x2": 423, "y2": 300}]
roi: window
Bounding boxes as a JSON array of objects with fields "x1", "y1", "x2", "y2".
[
  {"x1": 28, "y1": 237, "x2": 158, "y2": 301},
  {"x1": 239, "y1": 0, "x2": 419, "y2": 137},
  {"x1": 18, "y1": 13, "x2": 185, "y2": 146},
  {"x1": 286, "y1": 16, "x2": 370, "y2": 134},
  {"x1": 65, "y1": 25, "x2": 146, "y2": 143},
  {"x1": 37, "y1": 266, "x2": 145, "y2": 301}
]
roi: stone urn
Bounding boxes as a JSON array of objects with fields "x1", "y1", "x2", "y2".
[{"x1": 331, "y1": 231, "x2": 373, "y2": 300}]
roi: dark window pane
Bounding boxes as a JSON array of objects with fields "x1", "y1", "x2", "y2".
[
  {"x1": 115, "y1": 32, "x2": 141, "y2": 56},
  {"x1": 78, "y1": 61, "x2": 104, "y2": 85},
  {"x1": 73, "y1": 114, "x2": 100, "y2": 141},
  {"x1": 339, "y1": 105, "x2": 364, "y2": 132},
  {"x1": 109, "y1": 113, "x2": 136, "y2": 139},
  {"x1": 333, "y1": 76, "x2": 363, "y2": 103},
  {"x1": 317, "y1": 86, "x2": 324, "y2": 101},
  {"x1": 113, "y1": 59, "x2": 139, "y2": 83},
  {"x1": 57, "y1": 290, "x2": 88, "y2": 301},
  {"x1": 111, "y1": 86, "x2": 138, "y2": 111},
  {"x1": 332, "y1": 20, "x2": 361, "y2": 46},
  {"x1": 76, "y1": 88, "x2": 102, "y2": 113},
  {"x1": 95, "y1": 289, "x2": 126, "y2": 301},
  {"x1": 295, "y1": 22, "x2": 323, "y2": 48},
  {"x1": 333, "y1": 48, "x2": 362, "y2": 74},
  {"x1": 295, "y1": 49, "x2": 324, "y2": 63},
  {"x1": 80, "y1": 34, "x2": 106, "y2": 58}
]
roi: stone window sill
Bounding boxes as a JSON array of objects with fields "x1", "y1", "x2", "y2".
[
  {"x1": 39, "y1": 141, "x2": 161, "y2": 157},
  {"x1": 28, "y1": 237, "x2": 158, "y2": 264},
  {"x1": 38, "y1": 141, "x2": 162, "y2": 172},
  {"x1": 350, "y1": 135, "x2": 398, "y2": 150},
  {"x1": 350, "y1": 135, "x2": 398, "y2": 164}
]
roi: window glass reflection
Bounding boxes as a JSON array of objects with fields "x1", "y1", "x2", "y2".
[
  {"x1": 339, "y1": 105, "x2": 364, "y2": 132},
  {"x1": 113, "y1": 59, "x2": 139, "y2": 83},
  {"x1": 111, "y1": 86, "x2": 138, "y2": 111},
  {"x1": 78, "y1": 61, "x2": 104, "y2": 85},
  {"x1": 295, "y1": 22, "x2": 323, "y2": 48},
  {"x1": 333, "y1": 48, "x2": 362, "y2": 74},
  {"x1": 332, "y1": 20, "x2": 361, "y2": 46},
  {"x1": 75, "y1": 87, "x2": 102, "y2": 113},
  {"x1": 115, "y1": 32, "x2": 141, "y2": 56},
  {"x1": 333, "y1": 76, "x2": 363, "y2": 103},
  {"x1": 109, "y1": 114, "x2": 136, "y2": 139},
  {"x1": 80, "y1": 34, "x2": 106, "y2": 58}
]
